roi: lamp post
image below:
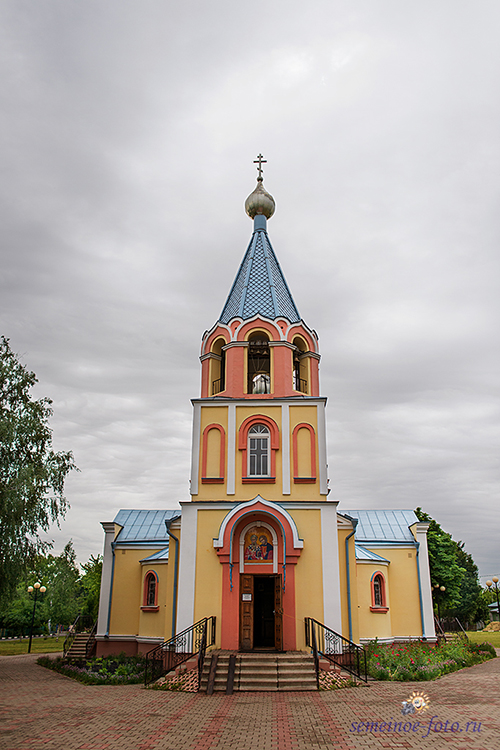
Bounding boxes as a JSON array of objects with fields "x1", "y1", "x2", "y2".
[
  {"x1": 27, "y1": 582, "x2": 46, "y2": 653},
  {"x1": 433, "y1": 583, "x2": 446, "y2": 626},
  {"x1": 486, "y1": 577, "x2": 500, "y2": 622}
]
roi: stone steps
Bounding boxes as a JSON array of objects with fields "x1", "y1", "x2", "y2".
[
  {"x1": 200, "y1": 651, "x2": 317, "y2": 692},
  {"x1": 65, "y1": 633, "x2": 93, "y2": 659}
]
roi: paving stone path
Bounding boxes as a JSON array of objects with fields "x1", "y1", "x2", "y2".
[{"x1": 1, "y1": 651, "x2": 499, "y2": 749}]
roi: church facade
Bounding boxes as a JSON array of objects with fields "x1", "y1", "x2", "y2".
[{"x1": 95, "y1": 162, "x2": 435, "y2": 656}]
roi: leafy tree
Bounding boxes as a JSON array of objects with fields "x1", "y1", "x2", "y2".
[
  {"x1": 0, "y1": 337, "x2": 77, "y2": 607},
  {"x1": 450, "y1": 543, "x2": 490, "y2": 627},
  {"x1": 415, "y1": 508, "x2": 464, "y2": 613},
  {"x1": 80, "y1": 555, "x2": 103, "y2": 621},
  {"x1": 32, "y1": 541, "x2": 81, "y2": 628}
]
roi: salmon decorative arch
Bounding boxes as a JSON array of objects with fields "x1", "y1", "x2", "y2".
[{"x1": 213, "y1": 496, "x2": 303, "y2": 592}]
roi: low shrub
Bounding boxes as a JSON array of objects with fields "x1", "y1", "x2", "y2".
[{"x1": 37, "y1": 652, "x2": 147, "y2": 685}]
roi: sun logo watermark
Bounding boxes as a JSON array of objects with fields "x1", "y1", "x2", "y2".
[{"x1": 401, "y1": 691, "x2": 430, "y2": 716}]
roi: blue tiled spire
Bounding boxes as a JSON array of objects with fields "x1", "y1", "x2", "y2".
[{"x1": 219, "y1": 214, "x2": 301, "y2": 324}]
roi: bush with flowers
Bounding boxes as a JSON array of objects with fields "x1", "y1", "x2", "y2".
[
  {"x1": 37, "y1": 652, "x2": 147, "y2": 685},
  {"x1": 365, "y1": 638, "x2": 495, "y2": 681}
]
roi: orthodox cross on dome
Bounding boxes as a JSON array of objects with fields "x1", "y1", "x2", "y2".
[{"x1": 253, "y1": 153, "x2": 267, "y2": 181}]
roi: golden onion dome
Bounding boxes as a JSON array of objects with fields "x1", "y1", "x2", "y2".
[{"x1": 245, "y1": 178, "x2": 275, "y2": 220}]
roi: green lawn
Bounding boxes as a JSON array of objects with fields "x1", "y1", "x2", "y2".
[
  {"x1": 467, "y1": 630, "x2": 500, "y2": 648},
  {"x1": 0, "y1": 638, "x2": 65, "y2": 656}
]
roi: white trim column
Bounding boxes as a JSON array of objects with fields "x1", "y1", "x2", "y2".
[
  {"x1": 321, "y1": 505, "x2": 342, "y2": 633},
  {"x1": 190, "y1": 402, "x2": 201, "y2": 495},
  {"x1": 227, "y1": 404, "x2": 236, "y2": 495},
  {"x1": 317, "y1": 403, "x2": 328, "y2": 495},
  {"x1": 97, "y1": 522, "x2": 116, "y2": 636},
  {"x1": 176, "y1": 504, "x2": 198, "y2": 634},
  {"x1": 281, "y1": 404, "x2": 290, "y2": 494},
  {"x1": 415, "y1": 522, "x2": 436, "y2": 639}
]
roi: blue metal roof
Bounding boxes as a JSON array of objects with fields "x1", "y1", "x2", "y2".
[
  {"x1": 219, "y1": 220, "x2": 300, "y2": 324},
  {"x1": 343, "y1": 509, "x2": 418, "y2": 544},
  {"x1": 113, "y1": 509, "x2": 181, "y2": 544},
  {"x1": 140, "y1": 548, "x2": 170, "y2": 562},
  {"x1": 355, "y1": 544, "x2": 390, "y2": 562}
]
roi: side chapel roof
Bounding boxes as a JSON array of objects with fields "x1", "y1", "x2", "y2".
[
  {"x1": 113, "y1": 509, "x2": 180, "y2": 545},
  {"x1": 342, "y1": 509, "x2": 419, "y2": 545}
]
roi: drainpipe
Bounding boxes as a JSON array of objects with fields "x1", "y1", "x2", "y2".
[
  {"x1": 165, "y1": 521, "x2": 180, "y2": 639},
  {"x1": 344, "y1": 517, "x2": 358, "y2": 642},
  {"x1": 415, "y1": 541, "x2": 426, "y2": 640}
]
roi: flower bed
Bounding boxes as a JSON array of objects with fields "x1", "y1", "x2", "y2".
[
  {"x1": 365, "y1": 639, "x2": 495, "y2": 681},
  {"x1": 37, "y1": 653, "x2": 147, "y2": 685}
]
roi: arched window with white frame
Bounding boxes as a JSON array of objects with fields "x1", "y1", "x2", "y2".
[{"x1": 248, "y1": 424, "x2": 270, "y2": 477}]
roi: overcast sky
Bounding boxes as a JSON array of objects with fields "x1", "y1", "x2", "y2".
[{"x1": 1, "y1": 0, "x2": 499, "y2": 581}]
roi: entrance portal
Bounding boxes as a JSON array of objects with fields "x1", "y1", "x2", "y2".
[{"x1": 239, "y1": 574, "x2": 283, "y2": 651}]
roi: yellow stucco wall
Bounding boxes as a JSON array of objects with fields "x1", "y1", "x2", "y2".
[
  {"x1": 355, "y1": 547, "x2": 422, "y2": 640},
  {"x1": 192, "y1": 509, "x2": 227, "y2": 635},
  {"x1": 196, "y1": 403, "x2": 325, "y2": 502},
  {"x1": 288, "y1": 509, "x2": 324, "y2": 649},
  {"x1": 356, "y1": 564, "x2": 393, "y2": 640},
  {"x1": 109, "y1": 530, "x2": 181, "y2": 642},
  {"x1": 109, "y1": 549, "x2": 144, "y2": 636},
  {"x1": 337, "y1": 528, "x2": 360, "y2": 643}
]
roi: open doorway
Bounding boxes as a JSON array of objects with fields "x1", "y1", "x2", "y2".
[{"x1": 239, "y1": 574, "x2": 283, "y2": 651}]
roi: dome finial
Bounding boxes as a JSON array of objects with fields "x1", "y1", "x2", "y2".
[
  {"x1": 254, "y1": 153, "x2": 266, "y2": 182},
  {"x1": 245, "y1": 153, "x2": 276, "y2": 220}
]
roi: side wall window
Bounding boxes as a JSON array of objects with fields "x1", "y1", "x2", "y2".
[
  {"x1": 142, "y1": 571, "x2": 159, "y2": 609},
  {"x1": 370, "y1": 572, "x2": 388, "y2": 611}
]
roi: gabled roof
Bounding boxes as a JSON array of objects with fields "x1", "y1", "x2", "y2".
[
  {"x1": 342, "y1": 509, "x2": 418, "y2": 544},
  {"x1": 219, "y1": 224, "x2": 300, "y2": 324},
  {"x1": 113, "y1": 509, "x2": 181, "y2": 545},
  {"x1": 355, "y1": 544, "x2": 390, "y2": 562}
]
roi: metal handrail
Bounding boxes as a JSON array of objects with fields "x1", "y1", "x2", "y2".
[
  {"x1": 63, "y1": 614, "x2": 81, "y2": 656},
  {"x1": 212, "y1": 379, "x2": 222, "y2": 395},
  {"x1": 85, "y1": 621, "x2": 98, "y2": 658},
  {"x1": 305, "y1": 617, "x2": 367, "y2": 682},
  {"x1": 144, "y1": 616, "x2": 216, "y2": 687}
]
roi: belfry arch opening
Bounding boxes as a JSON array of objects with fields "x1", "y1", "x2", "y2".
[
  {"x1": 211, "y1": 337, "x2": 226, "y2": 395},
  {"x1": 293, "y1": 336, "x2": 308, "y2": 394},
  {"x1": 247, "y1": 333, "x2": 270, "y2": 394}
]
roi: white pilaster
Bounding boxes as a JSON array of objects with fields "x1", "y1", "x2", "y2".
[
  {"x1": 415, "y1": 522, "x2": 436, "y2": 639},
  {"x1": 190, "y1": 402, "x2": 201, "y2": 495},
  {"x1": 281, "y1": 403, "x2": 290, "y2": 494},
  {"x1": 321, "y1": 505, "x2": 342, "y2": 633},
  {"x1": 96, "y1": 522, "x2": 116, "y2": 636},
  {"x1": 176, "y1": 504, "x2": 198, "y2": 633},
  {"x1": 227, "y1": 404, "x2": 236, "y2": 495},
  {"x1": 317, "y1": 403, "x2": 328, "y2": 495}
]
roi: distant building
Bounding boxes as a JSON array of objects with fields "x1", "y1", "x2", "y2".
[{"x1": 96, "y1": 161, "x2": 435, "y2": 656}]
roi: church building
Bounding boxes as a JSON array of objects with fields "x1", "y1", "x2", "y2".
[{"x1": 95, "y1": 159, "x2": 435, "y2": 658}]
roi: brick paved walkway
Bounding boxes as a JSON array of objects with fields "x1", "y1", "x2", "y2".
[{"x1": 1, "y1": 652, "x2": 499, "y2": 749}]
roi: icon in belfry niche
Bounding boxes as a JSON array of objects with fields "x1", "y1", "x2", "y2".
[{"x1": 244, "y1": 526, "x2": 273, "y2": 561}]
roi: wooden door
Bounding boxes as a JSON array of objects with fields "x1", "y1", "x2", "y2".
[
  {"x1": 239, "y1": 574, "x2": 254, "y2": 650},
  {"x1": 274, "y1": 575, "x2": 283, "y2": 651}
]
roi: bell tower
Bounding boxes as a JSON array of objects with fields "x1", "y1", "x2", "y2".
[
  {"x1": 191, "y1": 157, "x2": 328, "y2": 500},
  {"x1": 177, "y1": 157, "x2": 341, "y2": 648}
]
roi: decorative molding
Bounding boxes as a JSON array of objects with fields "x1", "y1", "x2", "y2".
[
  {"x1": 213, "y1": 496, "x2": 303, "y2": 550},
  {"x1": 201, "y1": 423, "x2": 226, "y2": 481}
]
